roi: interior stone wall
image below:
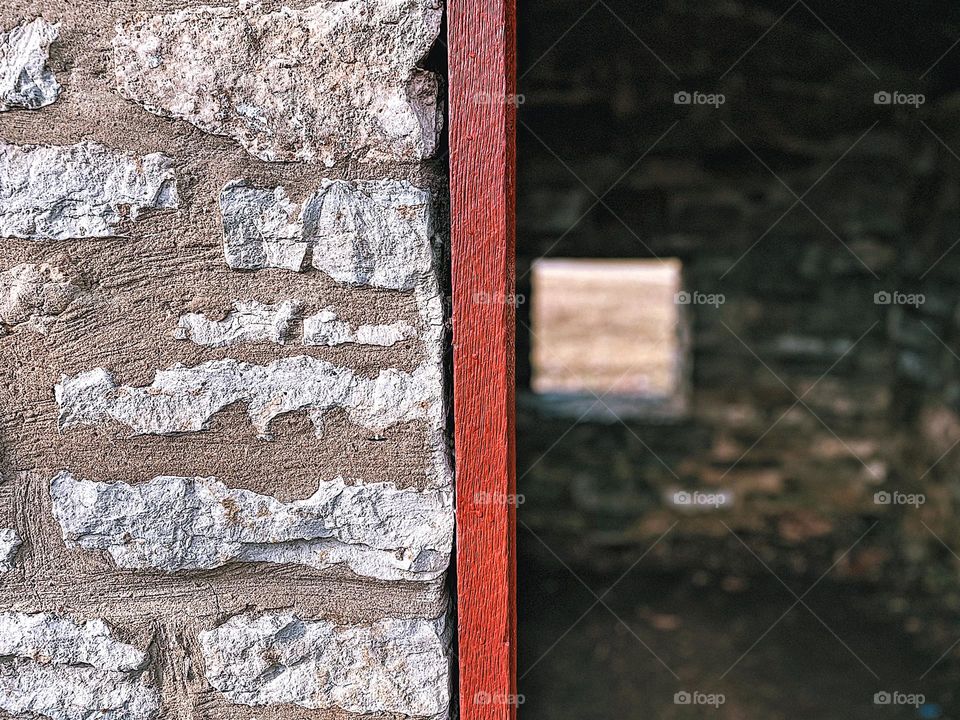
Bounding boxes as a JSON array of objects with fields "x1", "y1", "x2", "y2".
[
  {"x1": 517, "y1": 0, "x2": 960, "y2": 641},
  {"x1": 0, "y1": 1, "x2": 453, "y2": 719}
]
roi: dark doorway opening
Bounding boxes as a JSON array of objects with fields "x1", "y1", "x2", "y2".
[{"x1": 517, "y1": 1, "x2": 960, "y2": 717}]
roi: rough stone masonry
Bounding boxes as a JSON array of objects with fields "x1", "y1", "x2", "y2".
[{"x1": 0, "y1": 1, "x2": 452, "y2": 719}]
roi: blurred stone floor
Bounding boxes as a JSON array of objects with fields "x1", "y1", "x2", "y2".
[{"x1": 518, "y1": 536, "x2": 959, "y2": 720}]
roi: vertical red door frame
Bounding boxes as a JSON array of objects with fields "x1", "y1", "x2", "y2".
[{"x1": 448, "y1": 0, "x2": 518, "y2": 719}]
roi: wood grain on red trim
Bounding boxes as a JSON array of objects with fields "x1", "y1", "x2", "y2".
[{"x1": 448, "y1": 0, "x2": 517, "y2": 718}]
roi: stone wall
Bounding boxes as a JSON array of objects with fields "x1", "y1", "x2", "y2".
[
  {"x1": 0, "y1": 1, "x2": 452, "y2": 719},
  {"x1": 517, "y1": 0, "x2": 960, "y2": 622}
]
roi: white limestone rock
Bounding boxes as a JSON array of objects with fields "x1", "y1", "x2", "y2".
[
  {"x1": 0, "y1": 528, "x2": 20, "y2": 572},
  {"x1": 0, "y1": 263, "x2": 79, "y2": 334},
  {"x1": 219, "y1": 181, "x2": 307, "y2": 271},
  {"x1": 412, "y1": 283, "x2": 452, "y2": 495},
  {"x1": 55, "y1": 355, "x2": 440, "y2": 438},
  {"x1": 51, "y1": 472, "x2": 453, "y2": 581},
  {"x1": 304, "y1": 180, "x2": 435, "y2": 291},
  {"x1": 0, "y1": 142, "x2": 179, "y2": 240},
  {"x1": 0, "y1": 612, "x2": 147, "y2": 670},
  {"x1": 0, "y1": 612, "x2": 159, "y2": 720},
  {"x1": 113, "y1": 0, "x2": 442, "y2": 165},
  {"x1": 0, "y1": 18, "x2": 60, "y2": 111},
  {"x1": 220, "y1": 178, "x2": 435, "y2": 291},
  {"x1": 222, "y1": 176, "x2": 452, "y2": 486},
  {"x1": 175, "y1": 300, "x2": 301, "y2": 347},
  {"x1": 199, "y1": 612, "x2": 451, "y2": 718},
  {"x1": 0, "y1": 663, "x2": 160, "y2": 720},
  {"x1": 303, "y1": 309, "x2": 416, "y2": 347}
]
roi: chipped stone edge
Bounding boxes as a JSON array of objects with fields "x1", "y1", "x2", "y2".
[
  {"x1": 50, "y1": 471, "x2": 454, "y2": 582},
  {"x1": 0, "y1": 17, "x2": 61, "y2": 112},
  {"x1": 0, "y1": 528, "x2": 21, "y2": 573},
  {"x1": 174, "y1": 300, "x2": 302, "y2": 347},
  {"x1": 197, "y1": 609, "x2": 452, "y2": 719}
]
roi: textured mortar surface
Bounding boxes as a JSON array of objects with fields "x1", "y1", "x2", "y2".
[{"x1": 0, "y1": 0, "x2": 451, "y2": 718}]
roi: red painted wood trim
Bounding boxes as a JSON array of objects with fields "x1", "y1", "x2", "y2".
[{"x1": 448, "y1": 0, "x2": 517, "y2": 718}]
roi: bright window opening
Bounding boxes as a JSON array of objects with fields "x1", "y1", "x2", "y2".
[{"x1": 530, "y1": 258, "x2": 688, "y2": 419}]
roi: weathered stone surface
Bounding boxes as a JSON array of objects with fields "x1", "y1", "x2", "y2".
[
  {"x1": 221, "y1": 179, "x2": 435, "y2": 291},
  {"x1": 0, "y1": 612, "x2": 159, "y2": 720},
  {"x1": 0, "y1": 612, "x2": 146, "y2": 670},
  {"x1": 0, "y1": 263, "x2": 79, "y2": 334},
  {"x1": 0, "y1": 3, "x2": 455, "y2": 717},
  {"x1": 51, "y1": 471, "x2": 453, "y2": 581},
  {"x1": 113, "y1": 0, "x2": 442, "y2": 165},
  {"x1": 0, "y1": 142, "x2": 179, "y2": 240},
  {"x1": 304, "y1": 180, "x2": 435, "y2": 290},
  {"x1": 55, "y1": 355, "x2": 440, "y2": 438},
  {"x1": 303, "y1": 309, "x2": 416, "y2": 346},
  {"x1": 219, "y1": 181, "x2": 307, "y2": 271},
  {"x1": 0, "y1": 18, "x2": 60, "y2": 111},
  {"x1": 0, "y1": 528, "x2": 20, "y2": 572},
  {"x1": 199, "y1": 612, "x2": 450, "y2": 717},
  {"x1": 175, "y1": 300, "x2": 301, "y2": 347}
]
